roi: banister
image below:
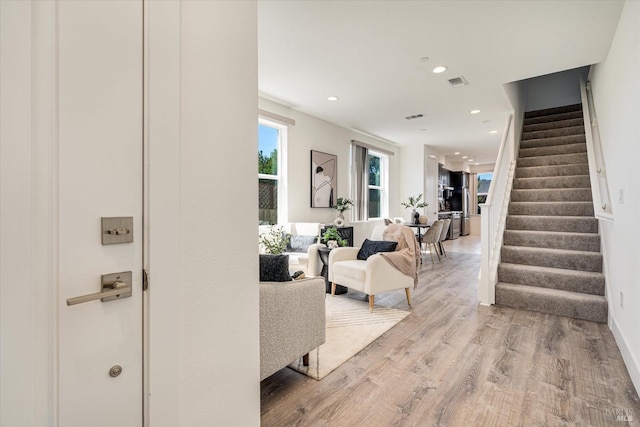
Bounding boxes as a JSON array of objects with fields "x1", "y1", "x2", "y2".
[{"x1": 484, "y1": 114, "x2": 513, "y2": 207}]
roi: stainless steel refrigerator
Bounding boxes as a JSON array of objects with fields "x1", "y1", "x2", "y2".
[{"x1": 450, "y1": 172, "x2": 471, "y2": 236}]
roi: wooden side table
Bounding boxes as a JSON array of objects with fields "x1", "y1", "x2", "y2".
[{"x1": 317, "y1": 246, "x2": 348, "y2": 294}]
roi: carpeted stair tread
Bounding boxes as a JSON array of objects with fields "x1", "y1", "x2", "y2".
[
  {"x1": 517, "y1": 152, "x2": 587, "y2": 168},
  {"x1": 524, "y1": 110, "x2": 584, "y2": 125},
  {"x1": 510, "y1": 188, "x2": 592, "y2": 202},
  {"x1": 513, "y1": 175, "x2": 591, "y2": 190},
  {"x1": 506, "y1": 215, "x2": 598, "y2": 233},
  {"x1": 501, "y1": 245, "x2": 602, "y2": 272},
  {"x1": 524, "y1": 104, "x2": 582, "y2": 119},
  {"x1": 520, "y1": 134, "x2": 586, "y2": 149},
  {"x1": 523, "y1": 118, "x2": 584, "y2": 133},
  {"x1": 498, "y1": 263, "x2": 605, "y2": 295},
  {"x1": 519, "y1": 142, "x2": 586, "y2": 158},
  {"x1": 495, "y1": 282, "x2": 607, "y2": 323},
  {"x1": 503, "y1": 230, "x2": 600, "y2": 252},
  {"x1": 516, "y1": 163, "x2": 589, "y2": 178},
  {"x1": 522, "y1": 126, "x2": 585, "y2": 141},
  {"x1": 509, "y1": 201, "x2": 594, "y2": 217}
]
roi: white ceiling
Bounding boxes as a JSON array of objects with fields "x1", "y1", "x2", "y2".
[{"x1": 258, "y1": 0, "x2": 624, "y2": 165}]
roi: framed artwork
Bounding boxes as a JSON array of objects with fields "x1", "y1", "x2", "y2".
[{"x1": 310, "y1": 150, "x2": 337, "y2": 208}]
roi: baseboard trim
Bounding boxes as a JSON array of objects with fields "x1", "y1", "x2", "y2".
[{"x1": 610, "y1": 315, "x2": 640, "y2": 396}]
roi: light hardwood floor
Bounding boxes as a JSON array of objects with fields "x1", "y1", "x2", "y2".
[{"x1": 261, "y1": 236, "x2": 640, "y2": 426}]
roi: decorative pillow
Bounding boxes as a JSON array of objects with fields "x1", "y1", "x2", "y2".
[
  {"x1": 286, "y1": 234, "x2": 318, "y2": 253},
  {"x1": 259, "y1": 254, "x2": 292, "y2": 282},
  {"x1": 357, "y1": 239, "x2": 398, "y2": 260}
]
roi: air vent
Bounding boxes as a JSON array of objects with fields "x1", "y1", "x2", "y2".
[
  {"x1": 448, "y1": 76, "x2": 469, "y2": 87},
  {"x1": 405, "y1": 113, "x2": 424, "y2": 120}
]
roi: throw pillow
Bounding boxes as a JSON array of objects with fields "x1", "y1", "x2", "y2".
[
  {"x1": 357, "y1": 239, "x2": 398, "y2": 260},
  {"x1": 286, "y1": 234, "x2": 318, "y2": 253},
  {"x1": 259, "y1": 254, "x2": 292, "y2": 282}
]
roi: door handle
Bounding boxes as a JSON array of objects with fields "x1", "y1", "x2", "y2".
[{"x1": 67, "y1": 271, "x2": 132, "y2": 306}]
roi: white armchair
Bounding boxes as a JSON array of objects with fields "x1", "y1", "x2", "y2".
[{"x1": 328, "y1": 225, "x2": 414, "y2": 312}]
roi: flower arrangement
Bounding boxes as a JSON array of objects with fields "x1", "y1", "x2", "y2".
[
  {"x1": 335, "y1": 197, "x2": 354, "y2": 213},
  {"x1": 401, "y1": 194, "x2": 428, "y2": 210}
]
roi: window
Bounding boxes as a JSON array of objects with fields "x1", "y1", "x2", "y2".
[
  {"x1": 258, "y1": 119, "x2": 287, "y2": 224},
  {"x1": 476, "y1": 172, "x2": 492, "y2": 214},
  {"x1": 367, "y1": 151, "x2": 388, "y2": 219}
]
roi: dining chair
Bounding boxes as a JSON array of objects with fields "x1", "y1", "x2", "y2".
[
  {"x1": 438, "y1": 218, "x2": 451, "y2": 257},
  {"x1": 393, "y1": 217, "x2": 405, "y2": 224},
  {"x1": 421, "y1": 220, "x2": 444, "y2": 264}
]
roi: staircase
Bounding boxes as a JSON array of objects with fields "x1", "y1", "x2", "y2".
[{"x1": 495, "y1": 103, "x2": 608, "y2": 323}]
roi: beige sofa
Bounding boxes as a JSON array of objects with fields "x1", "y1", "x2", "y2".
[{"x1": 259, "y1": 277, "x2": 326, "y2": 380}]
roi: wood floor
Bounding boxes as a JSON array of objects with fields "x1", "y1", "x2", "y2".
[{"x1": 261, "y1": 237, "x2": 640, "y2": 426}]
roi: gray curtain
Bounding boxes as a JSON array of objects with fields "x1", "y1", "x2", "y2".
[{"x1": 351, "y1": 144, "x2": 368, "y2": 221}]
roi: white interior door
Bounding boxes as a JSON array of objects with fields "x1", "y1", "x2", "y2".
[{"x1": 58, "y1": 1, "x2": 143, "y2": 426}]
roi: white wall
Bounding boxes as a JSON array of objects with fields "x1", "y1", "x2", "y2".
[
  {"x1": 522, "y1": 66, "x2": 589, "y2": 112},
  {"x1": 259, "y1": 98, "x2": 402, "y2": 243},
  {"x1": 589, "y1": 0, "x2": 640, "y2": 393},
  {"x1": 149, "y1": 2, "x2": 260, "y2": 426}
]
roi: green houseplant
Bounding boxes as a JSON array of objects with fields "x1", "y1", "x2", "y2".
[
  {"x1": 259, "y1": 226, "x2": 290, "y2": 254},
  {"x1": 401, "y1": 194, "x2": 429, "y2": 224},
  {"x1": 322, "y1": 226, "x2": 347, "y2": 249}
]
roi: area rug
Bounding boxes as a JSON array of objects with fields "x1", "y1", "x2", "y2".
[{"x1": 288, "y1": 295, "x2": 410, "y2": 380}]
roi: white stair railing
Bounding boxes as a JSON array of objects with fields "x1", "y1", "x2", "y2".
[
  {"x1": 479, "y1": 114, "x2": 515, "y2": 306},
  {"x1": 580, "y1": 77, "x2": 613, "y2": 221}
]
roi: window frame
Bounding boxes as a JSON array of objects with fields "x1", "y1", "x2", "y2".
[
  {"x1": 367, "y1": 150, "x2": 389, "y2": 219},
  {"x1": 258, "y1": 118, "x2": 288, "y2": 224}
]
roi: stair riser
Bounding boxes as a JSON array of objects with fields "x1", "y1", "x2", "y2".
[
  {"x1": 516, "y1": 164, "x2": 590, "y2": 178},
  {"x1": 520, "y1": 134, "x2": 586, "y2": 149},
  {"x1": 506, "y1": 216, "x2": 598, "y2": 233},
  {"x1": 495, "y1": 284, "x2": 607, "y2": 323},
  {"x1": 513, "y1": 176, "x2": 591, "y2": 190},
  {"x1": 518, "y1": 152, "x2": 587, "y2": 168},
  {"x1": 523, "y1": 118, "x2": 584, "y2": 133},
  {"x1": 509, "y1": 202, "x2": 594, "y2": 217},
  {"x1": 501, "y1": 246, "x2": 602, "y2": 272},
  {"x1": 510, "y1": 189, "x2": 592, "y2": 202},
  {"x1": 522, "y1": 126, "x2": 585, "y2": 141},
  {"x1": 520, "y1": 142, "x2": 586, "y2": 158},
  {"x1": 498, "y1": 265, "x2": 605, "y2": 295},
  {"x1": 525, "y1": 104, "x2": 582, "y2": 119},
  {"x1": 503, "y1": 231, "x2": 601, "y2": 252},
  {"x1": 524, "y1": 110, "x2": 583, "y2": 125}
]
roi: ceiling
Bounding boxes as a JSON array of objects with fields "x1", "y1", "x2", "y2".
[{"x1": 257, "y1": 0, "x2": 624, "y2": 165}]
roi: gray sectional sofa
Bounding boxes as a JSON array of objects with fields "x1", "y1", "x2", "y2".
[{"x1": 259, "y1": 277, "x2": 326, "y2": 381}]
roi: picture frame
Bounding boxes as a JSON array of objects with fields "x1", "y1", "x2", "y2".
[{"x1": 310, "y1": 150, "x2": 337, "y2": 208}]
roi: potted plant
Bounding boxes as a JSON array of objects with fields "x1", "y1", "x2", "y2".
[
  {"x1": 401, "y1": 194, "x2": 429, "y2": 224},
  {"x1": 333, "y1": 197, "x2": 354, "y2": 226},
  {"x1": 259, "y1": 225, "x2": 290, "y2": 254},
  {"x1": 322, "y1": 226, "x2": 347, "y2": 249}
]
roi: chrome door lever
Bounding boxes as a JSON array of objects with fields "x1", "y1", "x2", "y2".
[{"x1": 67, "y1": 271, "x2": 132, "y2": 306}]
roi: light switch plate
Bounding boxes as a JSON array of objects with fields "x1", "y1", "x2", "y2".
[{"x1": 101, "y1": 217, "x2": 134, "y2": 245}]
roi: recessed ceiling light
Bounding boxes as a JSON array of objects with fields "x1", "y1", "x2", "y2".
[
  {"x1": 432, "y1": 65, "x2": 447, "y2": 74},
  {"x1": 470, "y1": 109, "x2": 481, "y2": 114},
  {"x1": 475, "y1": 163, "x2": 480, "y2": 165},
  {"x1": 428, "y1": 154, "x2": 436, "y2": 159},
  {"x1": 462, "y1": 156, "x2": 468, "y2": 159},
  {"x1": 454, "y1": 152, "x2": 460, "y2": 155},
  {"x1": 468, "y1": 158, "x2": 474, "y2": 162},
  {"x1": 489, "y1": 130, "x2": 498, "y2": 134},
  {"x1": 327, "y1": 96, "x2": 339, "y2": 102}
]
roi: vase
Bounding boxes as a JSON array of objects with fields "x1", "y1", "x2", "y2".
[
  {"x1": 327, "y1": 240, "x2": 339, "y2": 249},
  {"x1": 333, "y1": 213, "x2": 345, "y2": 227},
  {"x1": 419, "y1": 215, "x2": 428, "y2": 224},
  {"x1": 413, "y1": 210, "x2": 420, "y2": 224}
]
